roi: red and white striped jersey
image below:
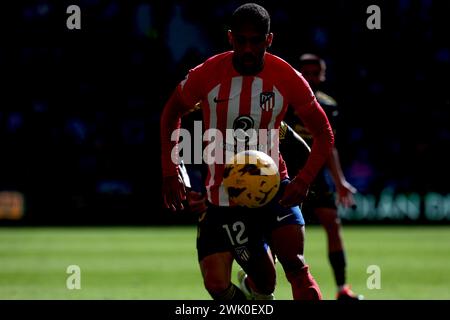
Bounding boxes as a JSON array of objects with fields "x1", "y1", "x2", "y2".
[{"x1": 176, "y1": 51, "x2": 317, "y2": 206}]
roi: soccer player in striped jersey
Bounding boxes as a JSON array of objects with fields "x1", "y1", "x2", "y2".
[{"x1": 160, "y1": 3, "x2": 334, "y2": 300}]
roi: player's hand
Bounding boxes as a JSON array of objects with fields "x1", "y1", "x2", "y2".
[
  {"x1": 279, "y1": 177, "x2": 309, "y2": 207},
  {"x1": 335, "y1": 180, "x2": 357, "y2": 208},
  {"x1": 162, "y1": 175, "x2": 187, "y2": 212},
  {"x1": 187, "y1": 191, "x2": 208, "y2": 214}
]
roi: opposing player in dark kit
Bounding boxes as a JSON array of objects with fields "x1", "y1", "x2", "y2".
[{"x1": 283, "y1": 53, "x2": 362, "y2": 300}]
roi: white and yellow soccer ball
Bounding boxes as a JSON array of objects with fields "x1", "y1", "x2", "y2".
[{"x1": 223, "y1": 150, "x2": 280, "y2": 208}]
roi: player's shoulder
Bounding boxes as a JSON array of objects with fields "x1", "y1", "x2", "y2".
[
  {"x1": 265, "y1": 53, "x2": 296, "y2": 73},
  {"x1": 183, "y1": 51, "x2": 232, "y2": 89},
  {"x1": 264, "y1": 53, "x2": 314, "y2": 103},
  {"x1": 192, "y1": 51, "x2": 233, "y2": 73},
  {"x1": 316, "y1": 91, "x2": 338, "y2": 107},
  {"x1": 264, "y1": 53, "x2": 304, "y2": 87}
]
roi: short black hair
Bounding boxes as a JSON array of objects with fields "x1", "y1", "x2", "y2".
[
  {"x1": 231, "y1": 3, "x2": 270, "y2": 34},
  {"x1": 299, "y1": 53, "x2": 326, "y2": 69}
]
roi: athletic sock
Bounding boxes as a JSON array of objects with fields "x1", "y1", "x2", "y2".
[
  {"x1": 211, "y1": 283, "x2": 248, "y2": 301},
  {"x1": 286, "y1": 264, "x2": 322, "y2": 300},
  {"x1": 240, "y1": 272, "x2": 275, "y2": 300},
  {"x1": 328, "y1": 250, "x2": 347, "y2": 287}
]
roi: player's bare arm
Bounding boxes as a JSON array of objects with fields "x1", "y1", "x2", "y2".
[
  {"x1": 280, "y1": 99, "x2": 334, "y2": 207},
  {"x1": 160, "y1": 88, "x2": 193, "y2": 211},
  {"x1": 325, "y1": 147, "x2": 357, "y2": 208}
]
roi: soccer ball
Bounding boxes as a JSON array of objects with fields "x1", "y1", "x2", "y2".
[{"x1": 223, "y1": 150, "x2": 280, "y2": 208}]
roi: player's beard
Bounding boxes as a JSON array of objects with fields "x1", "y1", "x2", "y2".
[{"x1": 233, "y1": 53, "x2": 264, "y2": 75}]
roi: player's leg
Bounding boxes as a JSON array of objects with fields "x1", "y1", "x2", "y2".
[
  {"x1": 236, "y1": 244, "x2": 276, "y2": 300},
  {"x1": 199, "y1": 252, "x2": 247, "y2": 300},
  {"x1": 197, "y1": 205, "x2": 247, "y2": 301},
  {"x1": 315, "y1": 206, "x2": 362, "y2": 300},
  {"x1": 264, "y1": 179, "x2": 322, "y2": 300},
  {"x1": 311, "y1": 171, "x2": 362, "y2": 300},
  {"x1": 228, "y1": 206, "x2": 277, "y2": 300},
  {"x1": 270, "y1": 223, "x2": 322, "y2": 300},
  {"x1": 238, "y1": 225, "x2": 322, "y2": 300},
  {"x1": 315, "y1": 207, "x2": 345, "y2": 283}
]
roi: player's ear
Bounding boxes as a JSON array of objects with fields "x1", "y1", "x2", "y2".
[
  {"x1": 266, "y1": 32, "x2": 273, "y2": 48},
  {"x1": 227, "y1": 30, "x2": 233, "y2": 46}
]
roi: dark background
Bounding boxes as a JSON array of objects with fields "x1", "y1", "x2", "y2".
[{"x1": 0, "y1": 0, "x2": 449, "y2": 224}]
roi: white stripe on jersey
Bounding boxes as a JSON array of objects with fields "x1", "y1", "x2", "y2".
[
  {"x1": 268, "y1": 86, "x2": 284, "y2": 130},
  {"x1": 218, "y1": 77, "x2": 244, "y2": 205},
  {"x1": 227, "y1": 76, "x2": 244, "y2": 130},
  {"x1": 268, "y1": 86, "x2": 283, "y2": 169},
  {"x1": 206, "y1": 85, "x2": 220, "y2": 204},
  {"x1": 206, "y1": 163, "x2": 215, "y2": 203},
  {"x1": 218, "y1": 184, "x2": 229, "y2": 206},
  {"x1": 250, "y1": 77, "x2": 263, "y2": 130},
  {"x1": 207, "y1": 84, "x2": 220, "y2": 120},
  {"x1": 204, "y1": 78, "x2": 285, "y2": 206}
]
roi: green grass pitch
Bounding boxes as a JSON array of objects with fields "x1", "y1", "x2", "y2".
[{"x1": 1, "y1": 225, "x2": 449, "y2": 300}]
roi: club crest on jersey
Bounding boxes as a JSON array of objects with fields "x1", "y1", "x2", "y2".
[
  {"x1": 235, "y1": 246, "x2": 250, "y2": 262},
  {"x1": 260, "y1": 92, "x2": 275, "y2": 111}
]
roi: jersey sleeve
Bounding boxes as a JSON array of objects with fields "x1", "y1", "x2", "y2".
[
  {"x1": 284, "y1": 68, "x2": 334, "y2": 185},
  {"x1": 176, "y1": 62, "x2": 209, "y2": 109},
  {"x1": 316, "y1": 91, "x2": 339, "y2": 134},
  {"x1": 285, "y1": 69, "x2": 316, "y2": 110},
  {"x1": 160, "y1": 63, "x2": 208, "y2": 178}
]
